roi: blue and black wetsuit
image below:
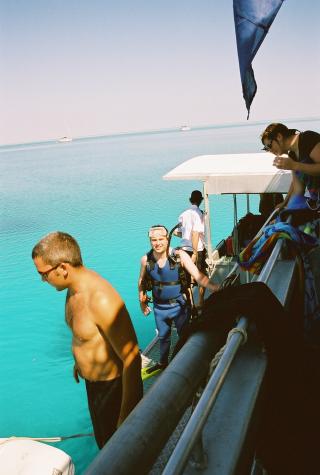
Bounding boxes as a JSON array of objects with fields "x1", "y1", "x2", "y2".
[{"x1": 147, "y1": 251, "x2": 190, "y2": 365}]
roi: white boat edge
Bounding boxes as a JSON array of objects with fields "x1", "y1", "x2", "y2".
[{"x1": 0, "y1": 438, "x2": 75, "y2": 474}]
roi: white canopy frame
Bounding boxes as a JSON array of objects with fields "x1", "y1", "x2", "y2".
[{"x1": 202, "y1": 181, "x2": 213, "y2": 260}]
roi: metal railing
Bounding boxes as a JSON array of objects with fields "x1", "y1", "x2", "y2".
[
  {"x1": 161, "y1": 215, "x2": 293, "y2": 475},
  {"x1": 162, "y1": 317, "x2": 249, "y2": 475}
]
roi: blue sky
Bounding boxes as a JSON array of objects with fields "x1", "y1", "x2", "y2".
[{"x1": 1, "y1": 0, "x2": 319, "y2": 144}]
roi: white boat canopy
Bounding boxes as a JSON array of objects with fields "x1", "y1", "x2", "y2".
[
  {"x1": 163, "y1": 152, "x2": 292, "y2": 260},
  {"x1": 163, "y1": 153, "x2": 291, "y2": 195}
]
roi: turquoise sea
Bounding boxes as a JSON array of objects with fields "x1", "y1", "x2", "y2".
[{"x1": 1, "y1": 118, "x2": 319, "y2": 473}]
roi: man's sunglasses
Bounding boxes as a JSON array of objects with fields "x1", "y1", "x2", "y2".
[{"x1": 38, "y1": 263, "x2": 60, "y2": 280}]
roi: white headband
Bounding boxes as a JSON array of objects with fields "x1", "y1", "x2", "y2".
[{"x1": 148, "y1": 226, "x2": 168, "y2": 238}]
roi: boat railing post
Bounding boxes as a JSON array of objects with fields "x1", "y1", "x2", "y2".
[
  {"x1": 203, "y1": 181, "x2": 213, "y2": 269},
  {"x1": 245, "y1": 193, "x2": 251, "y2": 282},
  {"x1": 233, "y1": 194, "x2": 239, "y2": 255}
]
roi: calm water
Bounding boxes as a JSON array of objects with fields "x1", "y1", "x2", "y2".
[{"x1": 1, "y1": 119, "x2": 319, "y2": 473}]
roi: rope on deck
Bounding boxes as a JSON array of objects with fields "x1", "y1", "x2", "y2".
[
  {"x1": 209, "y1": 326, "x2": 248, "y2": 375},
  {"x1": 192, "y1": 326, "x2": 248, "y2": 405}
]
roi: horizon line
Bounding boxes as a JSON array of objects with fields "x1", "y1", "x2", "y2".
[{"x1": 1, "y1": 115, "x2": 319, "y2": 149}]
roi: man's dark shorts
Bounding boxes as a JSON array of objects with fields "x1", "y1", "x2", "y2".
[
  {"x1": 185, "y1": 249, "x2": 208, "y2": 286},
  {"x1": 85, "y1": 377, "x2": 122, "y2": 449},
  {"x1": 195, "y1": 249, "x2": 208, "y2": 275}
]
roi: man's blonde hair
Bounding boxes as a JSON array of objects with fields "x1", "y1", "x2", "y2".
[{"x1": 32, "y1": 231, "x2": 83, "y2": 267}]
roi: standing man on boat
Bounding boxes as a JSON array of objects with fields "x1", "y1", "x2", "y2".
[
  {"x1": 138, "y1": 225, "x2": 218, "y2": 373},
  {"x1": 32, "y1": 231, "x2": 143, "y2": 449},
  {"x1": 174, "y1": 190, "x2": 207, "y2": 307}
]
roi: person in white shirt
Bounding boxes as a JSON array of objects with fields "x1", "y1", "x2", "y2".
[{"x1": 175, "y1": 190, "x2": 207, "y2": 307}]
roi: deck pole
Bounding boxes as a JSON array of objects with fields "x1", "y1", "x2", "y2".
[
  {"x1": 233, "y1": 194, "x2": 239, "y2": 255},
  {"x1": 203, "y1": 182, "x2": 213, "y2": 268},
  {"x1": 246, "y1": 193, "x2": 250, "y2": 213}
]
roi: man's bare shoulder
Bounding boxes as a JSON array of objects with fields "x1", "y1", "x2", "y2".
[
  {"x1": 89, "y1": 285, "x2": 135, "y2": 340},
  {"x1": 82, "y1": 270, "x2": 123, "y2": 321},
  {"x1": 90, "y1": 285, "x2": 121, "y2": 308}
]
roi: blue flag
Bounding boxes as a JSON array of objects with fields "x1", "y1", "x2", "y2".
[{"x1": 233, "y1": 0, "x2": 284, "y2": 118}]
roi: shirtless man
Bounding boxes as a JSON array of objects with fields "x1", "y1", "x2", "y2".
[{"x1": 32, "y1": 231, "x2": 142, "y2": 449}]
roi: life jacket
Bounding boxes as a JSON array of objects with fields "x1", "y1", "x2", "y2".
[{"x1": 142, "y1": 248, "x2": 190, "y2": 304}]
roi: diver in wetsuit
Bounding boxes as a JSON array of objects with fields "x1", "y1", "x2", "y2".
[{"x1": 138, "y1": 225, "x2": 218, "y2": 371}]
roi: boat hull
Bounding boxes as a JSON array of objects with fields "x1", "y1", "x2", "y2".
[{"x1": 0, "y1": 439, "x2": 75, "y2": 475}]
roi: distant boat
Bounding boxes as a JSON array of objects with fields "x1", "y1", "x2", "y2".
[
  {"x1": 180, "y1": 125, "x2": 191, "y2": 132},
  {"x1": 57, "y1": 136, "x2": 72, "y2": 143}
]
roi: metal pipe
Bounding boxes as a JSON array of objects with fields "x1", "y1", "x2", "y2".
[
  {"x1": 257, "y1": 215, "x2": 291, "y2": 284},
  {"x1": 233, "y1": 194, "x2": 238, "y2": 225},
  {"x1": 162, "y1": 217, "x2": 292, "y2": 474},
  {"x1": 203, "y1": 181, "x2": 213, "y2": 260},
  {"x1": 233, "y1": 194, "x2": 239, "y2": 255},
  {"x1": 257, "y1": 239, "x2": 284, "y2": 284},
  {"x1": 141, "y1": 334, "x2": 158, "y2": 355},
  {"x1": 162, "y1": 318, "x2": 248, "y2": 475},
  {"x1": 84, "y1": 331, "x2": 220, "y2": 475}
]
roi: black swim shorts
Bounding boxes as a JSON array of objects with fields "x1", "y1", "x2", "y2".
[{"x1": 85, "y1": 377, "x2": 122, "y2": 449}]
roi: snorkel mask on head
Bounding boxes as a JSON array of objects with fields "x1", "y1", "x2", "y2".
[{"x1": 148, "y1": 225, "x2": 168, "y2": 239}]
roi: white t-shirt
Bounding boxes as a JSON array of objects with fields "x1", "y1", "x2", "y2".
[{"x1": 178, "y1": 205, "x2": 205, "y2": 251}]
